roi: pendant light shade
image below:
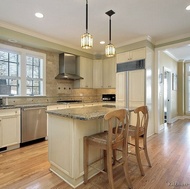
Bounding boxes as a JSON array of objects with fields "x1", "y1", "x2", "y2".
[
  {"x1": 81, "y1": 0, "x2": 93, "y2": 49},
  {"x1": 105, "y1": 43, "x2": 115, "y2": 57},
  {"x1": 105, "y1": 10, "x2": 115, "y2": 57}
]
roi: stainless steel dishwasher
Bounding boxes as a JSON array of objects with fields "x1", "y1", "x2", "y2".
[{"x1": 21, "y1": 106, "x2": 47, "y2": 143}]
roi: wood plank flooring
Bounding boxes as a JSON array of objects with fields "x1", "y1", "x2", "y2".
[{"x1": 1, "y1": 119, "x2": 190, "y2": 189}]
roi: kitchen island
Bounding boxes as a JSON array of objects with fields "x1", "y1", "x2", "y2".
[{"x1": 46, "y1": 105, "x2": 127, "y2": 188}]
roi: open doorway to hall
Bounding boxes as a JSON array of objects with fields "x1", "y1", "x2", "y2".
[{"x1": 163, "y1": 67, "x2": 172, "y2": 124}]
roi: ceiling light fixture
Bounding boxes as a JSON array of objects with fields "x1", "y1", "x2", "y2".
[
  {"x1": 105, "y1": 10, "x2": 115, "y2": 57},
  {"x1": 100, "y1": 41, "x2": 105, "y2": 44},
  {"x1": 81, "y1": 0, "x2": 93, "y2": 49},
  {"x1": 35, "y1": 12, "x2": 44, "y2": 18},
  {"x1": 186, "y1": 5, "x2": 190, "y2": 10}
]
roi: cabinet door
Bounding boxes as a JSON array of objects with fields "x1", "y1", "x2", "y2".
[
  {"x1": 93, "y1": 60, "x2": 103, "y2": 88},
  {"x1": 132, "y1": 48, "x2": 146, "y2": 61},
  {"x1": 103, "y1": 57, "x2": 116, "y2": 88},
  {"x1": 0, "y1": 115, "x2": 20, "y2": 147},
  {"x1": 116, "y1": 52, "x2": 128, "y2": 64},
  {"x1": 74, "y1": 57, "x2": 93, "y2": 88},
  {"x1": 128, "y1": 69, "x2": 145, "y2": 107},
  {"x1": 116, "y1": 72, "x2": 127, "y2": 106},
  {"x1": 117, "y1": 48, "x2": 146, "y2": 63}
]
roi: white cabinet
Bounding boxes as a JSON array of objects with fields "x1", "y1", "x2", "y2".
[
  {"x1": 103, "y1": 57, "x2": 116, "y2": 88},
  {"x1": 48, "y1": 113, "x2": 104, "y2": 188},
  {"x1": 116, "y1": 72, "x2": 127, "y2": 106},
  {"x1": 0, "y1": 108, "x2": 20, "y2": 148},
  {"x1": 128, "y1": 69, "x2": 145, "y2": 108},
  {"x1": 93, "y1": 60, "x2": 103, "y2": 88},
  {"x1": 74, "y1": 57, "x2": 93, "y2": 88},
  {"x1": 116, "y1": 48, "x2": 146, "y2": 63}
]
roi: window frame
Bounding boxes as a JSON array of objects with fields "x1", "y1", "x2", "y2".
[{"x1": 0, "y1": 44, "x2": 46, "y2": 97}]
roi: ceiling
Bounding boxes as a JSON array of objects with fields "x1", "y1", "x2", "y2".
[{"x1": 0, "y1": 0, "x2": 190, "y2": 60}]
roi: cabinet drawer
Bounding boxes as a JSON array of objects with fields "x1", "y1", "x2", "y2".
[{"x1": 0, "y1": 108, "x2": 20, "y2": 117}]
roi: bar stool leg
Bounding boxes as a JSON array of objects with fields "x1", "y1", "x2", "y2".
[
  {"x1": 83, "y1": 137, "x2": 89, "y2": 183},
  {"x1": 143, "y1": 135, "x2": 152, "y2": 167},
  {"x1": 135, "y1": 138, "x2": 145, "y2": 176},
  {"x1": 107, "y1": 148, "x2": 114, "y2": 189}
]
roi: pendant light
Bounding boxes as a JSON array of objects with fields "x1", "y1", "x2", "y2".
[
  {"x1": 81, "y1": 0, "x2": 93, "y2": 49},
  {"x1": 105, "y1": 10, "x2": 115, "y2": 57}
]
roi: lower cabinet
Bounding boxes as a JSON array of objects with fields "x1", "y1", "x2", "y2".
[{"x1": 0, "y1": 108, "x2": 20, "y2": 148}]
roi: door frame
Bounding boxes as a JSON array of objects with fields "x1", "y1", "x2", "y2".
[{"x1": 163, "y1": 67, "x2": 172, "y2": 124}]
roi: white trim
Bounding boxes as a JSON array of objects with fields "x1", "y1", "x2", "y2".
[
  {"x1": 0, "y1": 43, "x2": 46, "y2": 96},
  {"x1": 116, "y1": 35, "x2": 153, "y2": 48},
  {"x1": 158, "y1": 123, "x2": 164, "y2": 133},
  {"x1": 177, "y1": 116, "x2": 190, "y2": 120},
  {"x1": 155, "y1": 33, "x2": 190, "y2": 45}
]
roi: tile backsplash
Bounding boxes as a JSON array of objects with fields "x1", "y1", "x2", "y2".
[{"x1": 2, "y1": 88, "x2": 115, "y2": 105}]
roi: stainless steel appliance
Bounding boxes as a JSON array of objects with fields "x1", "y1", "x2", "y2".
[
  {"x1": 21, "y1": 107, "x2": 47, "y2": 143},
  {"x1": 55, "y1": 53, "x2": 83, "y2": 80},
  {"x1": 102, "y1": 94, "x2": 116, "y2": 102}
]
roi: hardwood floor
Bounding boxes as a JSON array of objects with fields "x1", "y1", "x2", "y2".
[{"x1": 0, "y1": 119, "x2": 190, "y2": 189}]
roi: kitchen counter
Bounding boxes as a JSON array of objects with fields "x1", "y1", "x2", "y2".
[
  {"x1": 46, "y1": 105, "x2": 118, "y2": 120},
  {"x1": 0, "y1": 101, "x2": 114, "y2": 109}
]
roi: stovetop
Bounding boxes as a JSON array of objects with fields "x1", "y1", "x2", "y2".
[{"x1": 57, "y1": 100, "x2": 82, "y2": 103}]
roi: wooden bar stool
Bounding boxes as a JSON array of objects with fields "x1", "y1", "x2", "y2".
[
  {"x1": 83, "y1": 109, "x2": 133, "y2": 189},
  {"x1": 128, "y1": 105, "x2": 152, "y2": 176}
]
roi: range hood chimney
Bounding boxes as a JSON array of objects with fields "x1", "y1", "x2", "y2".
[{"x1": 55, "y1": 53, "x2": 83, "y2": 80}]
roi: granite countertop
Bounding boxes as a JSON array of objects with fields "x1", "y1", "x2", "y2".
[
  {"x1": 0, "y1": 101, "x2": 115, "y2": 109},
  {"x1": 0, "y1": 102, "x2": 82, "y2": 109},
  {"x1": 46, "y1": 105, "x2": 130, "y2": 121}
]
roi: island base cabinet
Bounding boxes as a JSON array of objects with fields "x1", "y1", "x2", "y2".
[{"x1": 48, "y1": 114, "x2": 104, "y2": 188}]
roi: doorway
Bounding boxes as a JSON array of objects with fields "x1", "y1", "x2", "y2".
[{"x1": 163, "y1": 67, "x2": 172, "y2": 124}]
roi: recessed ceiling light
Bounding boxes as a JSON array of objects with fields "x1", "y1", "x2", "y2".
[
  {"x1": 35, "y1": 12, "x2": 44, "y2": 18},
  {"x1": 100, "y1": 41, "x2": 105, "y2": 44},
  {"x1": 186, "y1": 5, "x2": 190, "y2": 10}
]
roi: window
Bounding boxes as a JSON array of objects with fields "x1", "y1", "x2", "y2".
[
  {"x1": 26, "y1": 56, "x2": 43, "y2": 95},
  {"x1": 185, "y1": 63, "x2": 190, "y2": 113},
  {"x1": 0, "y1": 44, "x2": 46, "y2": 96},
  {"x1": 0, "y1": 51, "x2": 20, "y2": 95}
]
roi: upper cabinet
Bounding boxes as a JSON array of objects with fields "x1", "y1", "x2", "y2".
[
  {"x1": 103, "y1": 57, "x2": 116, "y2": 88},
  {"x1": 93, "y1": 60, "x2": 103, "y2": 88},
  {"x1": 117, "y1": 48, "x2": 146, "y2": 63},
  {"x1": 74, "y1": 57, "x2": 93, "y2": 88}
]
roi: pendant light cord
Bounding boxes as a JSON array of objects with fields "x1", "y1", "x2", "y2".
[
  {"x1": 109, "y1": 16, "x2": 111, "y2": 44},
  {"x1": 86, "y1": 0, "x2": 88, "y2": 33}
]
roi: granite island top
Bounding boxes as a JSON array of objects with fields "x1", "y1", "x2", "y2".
[{"x1": 46, "y1": 105, "x2": 133, "y2": 120}]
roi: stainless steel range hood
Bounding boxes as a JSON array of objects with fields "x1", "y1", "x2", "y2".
[{"x1": 55, "y1": 53, "x2": 83, "y2": 80}]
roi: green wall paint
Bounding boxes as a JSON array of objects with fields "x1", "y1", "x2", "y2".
[{"x1": 0, "y1": 27, "x2": 93, "y2": 59}]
